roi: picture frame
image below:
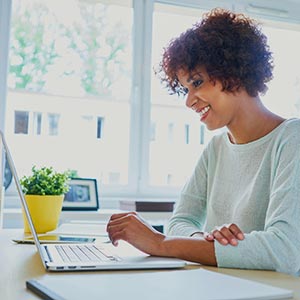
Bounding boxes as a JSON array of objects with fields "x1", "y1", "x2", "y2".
[{"x1": 62, "y1": 178, "x2": 99, "y2": 211}]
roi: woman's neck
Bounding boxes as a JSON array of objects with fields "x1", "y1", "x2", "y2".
[{"x1": 227, "y1": 97, "x2": 285, "y2": 144}]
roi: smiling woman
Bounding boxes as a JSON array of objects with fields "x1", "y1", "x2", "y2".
[{"x1": 107, "y1": 8, "x2": 300, "y2": 275}]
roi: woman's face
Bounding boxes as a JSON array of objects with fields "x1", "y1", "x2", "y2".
[{"x1": 177, "y1": 68, "x2": 240, "y2": 131}]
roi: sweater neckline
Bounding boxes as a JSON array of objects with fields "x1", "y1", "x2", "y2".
[{"x1": 223, "y1": 118, "x2": 292, "y2": 151}]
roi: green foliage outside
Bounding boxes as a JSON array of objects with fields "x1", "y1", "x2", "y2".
[
  {"x1": 20, "y1": 166, "x2": 70, "y2": 195},
  {"x1": 9, "y1": 3, "x2": 59, "y2": 91},
  {"x1": 9, "y1": 1, "x2": 131, "y2": 97}
]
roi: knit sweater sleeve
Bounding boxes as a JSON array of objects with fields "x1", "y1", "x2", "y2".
[
  {"x1": 215, "y1": 130, "x2": 300, "y2": 275},
  {"x1": 166, "y1": 146, "x2": 209, "y2": 237}
]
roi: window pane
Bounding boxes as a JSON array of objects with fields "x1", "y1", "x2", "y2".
[
  {"x1": 33, "y1": 112, "x2": 42, "y2": 135},
  {"x1": 14, "y1": 111, "x2": 29, "y2": 134},
  {"x1": 260, "y1": 24, "x2": 300, "y2": 118},
  {"x1": 150, "y1": 4, "x2": 300, "y2": 189},
  {"x1": 6, "y1": 0, "x2": 133, "y2": 185},
  {"x1": 150, "y1": 4, "x2": 212, "y2": 187},
  {"x1": 97, "y1": 117, "x2": 104, "y2": 139},
  {"x1": 200, "y1": 125, "x2": 205, "y2": 145},
  {"x1": 47, "y1": 113, "x2": 60, "y2": 136}
]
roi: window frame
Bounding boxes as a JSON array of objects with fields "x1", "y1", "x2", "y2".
[
  {"x1": 1, "y1": 0, "x2": 300, "y2": 206},
  {"x1": 0, "y1": 0, "x2": 11, "y2": 132}
]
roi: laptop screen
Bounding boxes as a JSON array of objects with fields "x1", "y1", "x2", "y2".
[{"x1": 0, "y1": 130, "x2": 47, "y2": 267}]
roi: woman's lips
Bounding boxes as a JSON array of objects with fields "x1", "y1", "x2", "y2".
[{"x1": 196, "y1": 105, "x2": 210, "y2": 120}]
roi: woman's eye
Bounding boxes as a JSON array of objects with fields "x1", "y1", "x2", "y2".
[{"x1": 193, "y1": 79, "x2": 203, "y2": 88}]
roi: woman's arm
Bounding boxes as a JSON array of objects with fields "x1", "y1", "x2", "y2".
[
  {"x1": 214, "y1": 128, "x2": 300, "y2": 275},
  {"x1": 193, "y1": 224, "x2": 245, "y2": 246},
  {"x1": 167, "y1": 148, "x2": 209, "y2": 236},
  {"x1": 106, "y1": 212, "x2": 217, "y2": 266}
]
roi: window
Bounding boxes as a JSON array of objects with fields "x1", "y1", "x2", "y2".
[
  {"x1": 200, "y1": 125, "x2": 205, "y2": 145},
  {"x1": 167, "y1": 123, "x2": 174, "y2": 143},
  {"x1": 14, "y1": 111, "x2": 29, "y2": 134},
  {"x1": 97, "y1": 117, "x2": 104, "y2": 139},
  {"x1": 149, "y1": 3, "x2": 211, "y2": 188},
  {"x1": 33, "y1": 112, "x2": 42, "y2": 135},
  {"x1": 4, "y1": 0, "x2": 133, "y2": 191},
  {"x1": 167, "y1": 174, "x2": 173, "y2": 185},
  {"x1": 1, "y1": 0, "x2": 300, "y2": 208},
  {"x1": 260, "y1": 24, "x2": 300, "y2": 118},
  {"x1": 47, "y1": 113, "x2": 60, "y2": 136},
  {"x1": 184, "y1": 124, "x2": 190, "y2": 145}
]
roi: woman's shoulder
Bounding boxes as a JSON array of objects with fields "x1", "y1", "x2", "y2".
[
  {"x1": 282, "y1": 117, "x2": 300, "y2": 127},
  {"x1": 277, "y1": 118, "x2": 300, "y2": 138},
  {"x1": 200, "y1": 130, "x2": 228, "y2": 160},
  {"x1": 271, "y1": 118, "x2": 300, "y2": 150},
  {"x1": 203, "y1": 130, "x2": 227, "y2": 152}
]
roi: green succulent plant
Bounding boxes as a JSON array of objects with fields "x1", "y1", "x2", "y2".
[{"x1": 20, "y1": 166, "x2": 70, "y2": 195}]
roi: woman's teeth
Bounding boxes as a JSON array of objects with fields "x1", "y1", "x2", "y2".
[{"x1": 198, "y1": 105, "x2": 210, "y2": 116}]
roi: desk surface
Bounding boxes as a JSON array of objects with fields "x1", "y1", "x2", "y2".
[{"x1": 1, "y1": 229, "x2": 299, "y2": 300}]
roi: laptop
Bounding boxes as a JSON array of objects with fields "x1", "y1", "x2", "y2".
[{"x1": 0, "y1": 130, "x2": 186, "y2": 271}]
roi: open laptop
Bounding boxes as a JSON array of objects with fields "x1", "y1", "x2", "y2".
[{"x1": 0, "y1": 130, "x2": 186, "y2": 271}]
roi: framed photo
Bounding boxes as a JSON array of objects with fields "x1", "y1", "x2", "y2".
[{"x1": 63, "y1": 178, "x2": 99, "y2": 211}]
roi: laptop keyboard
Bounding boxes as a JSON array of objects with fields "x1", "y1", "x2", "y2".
[{"x1": 55, "y1": 244, "x2": 119, "y2": 263}]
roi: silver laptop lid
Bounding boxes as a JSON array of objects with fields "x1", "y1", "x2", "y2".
[{"x1": 0, "y1": 130, "x2": 47, "y2": 268}]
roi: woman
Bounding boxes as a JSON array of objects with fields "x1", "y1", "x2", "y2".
[{"x1": 107, "y1": 8, "x2": 300, "y2": 275}]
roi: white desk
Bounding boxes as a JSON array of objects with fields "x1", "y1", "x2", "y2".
[{"x1": 1, "y1": 229, "x2": 299, "y2": 300}]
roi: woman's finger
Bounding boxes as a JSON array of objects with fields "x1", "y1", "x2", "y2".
[
  {"x1": 228, "y1": 223, "x2": 245, "y2": 240},
  {"x1": 212, "y1": 230, "x2": 229, "y2": 245}
]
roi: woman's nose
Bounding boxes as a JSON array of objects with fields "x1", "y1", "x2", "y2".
[{"x1": 185, "y1": 93, "x2": 197, "y2": 109}]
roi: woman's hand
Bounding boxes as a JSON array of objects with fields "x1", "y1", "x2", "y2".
[
  {"x1": 208, "y1": 223, "x2": 244, "y2": 246},
  {"x1": 192, "y1": 224, "x2": 244, "y2": 246},
  {"x1": 106, "y1": 212, "x2": 165, "y2": 256}
]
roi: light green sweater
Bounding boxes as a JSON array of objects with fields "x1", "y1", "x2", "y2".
[{"x1": 167, "y1": 118, "x2": 300, "y2": 275}]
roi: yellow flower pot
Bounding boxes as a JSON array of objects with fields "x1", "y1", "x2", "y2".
[{"x1": 22, "y1": 195, "x2": 64, "y2": 234}]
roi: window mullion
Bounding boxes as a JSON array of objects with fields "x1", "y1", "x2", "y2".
[
  {"x1": 129, "y1": 0, "x2": 154, "y2": 196},
  {"x1": 0, "y1": 0, "x2": 12, "y2": 132},
  {"x1": 0, "y1": 0, "x2": 12, "y2": 201},
  {"x1": 139, "y1": 0, "x2": 154, "y2": 195}
]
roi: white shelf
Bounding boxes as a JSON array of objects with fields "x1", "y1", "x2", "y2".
[{"x1": 2, "y1": 208, "x2": 172, "y2": 229}]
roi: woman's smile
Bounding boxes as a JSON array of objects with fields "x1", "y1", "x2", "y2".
[{"x1": 197, "y1": 105, "x2": 211, "y2": 121}]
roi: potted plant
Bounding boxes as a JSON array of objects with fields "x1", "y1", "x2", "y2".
[{"x1": 20, "y1": 166, "x2": 70, "y2": 234}]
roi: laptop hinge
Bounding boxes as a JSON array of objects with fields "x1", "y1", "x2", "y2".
[{"x1": 42, "y1": 245, "x2": 52, "y2": 262}]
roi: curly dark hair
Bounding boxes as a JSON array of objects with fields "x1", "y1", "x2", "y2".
[{"x1": 158, "y1": 8, "x2": 273, "y2": 97}]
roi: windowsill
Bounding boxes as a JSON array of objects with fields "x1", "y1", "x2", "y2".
[
  {"x1": 2, "y1": 207, "x2": 173, "y2": 229},
  {"x1": 1, "y1": 194, "x2": 176, "y2": 228},
  {"x1": 3, "y1": 195, "x2": 178, "y2": 209}
]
